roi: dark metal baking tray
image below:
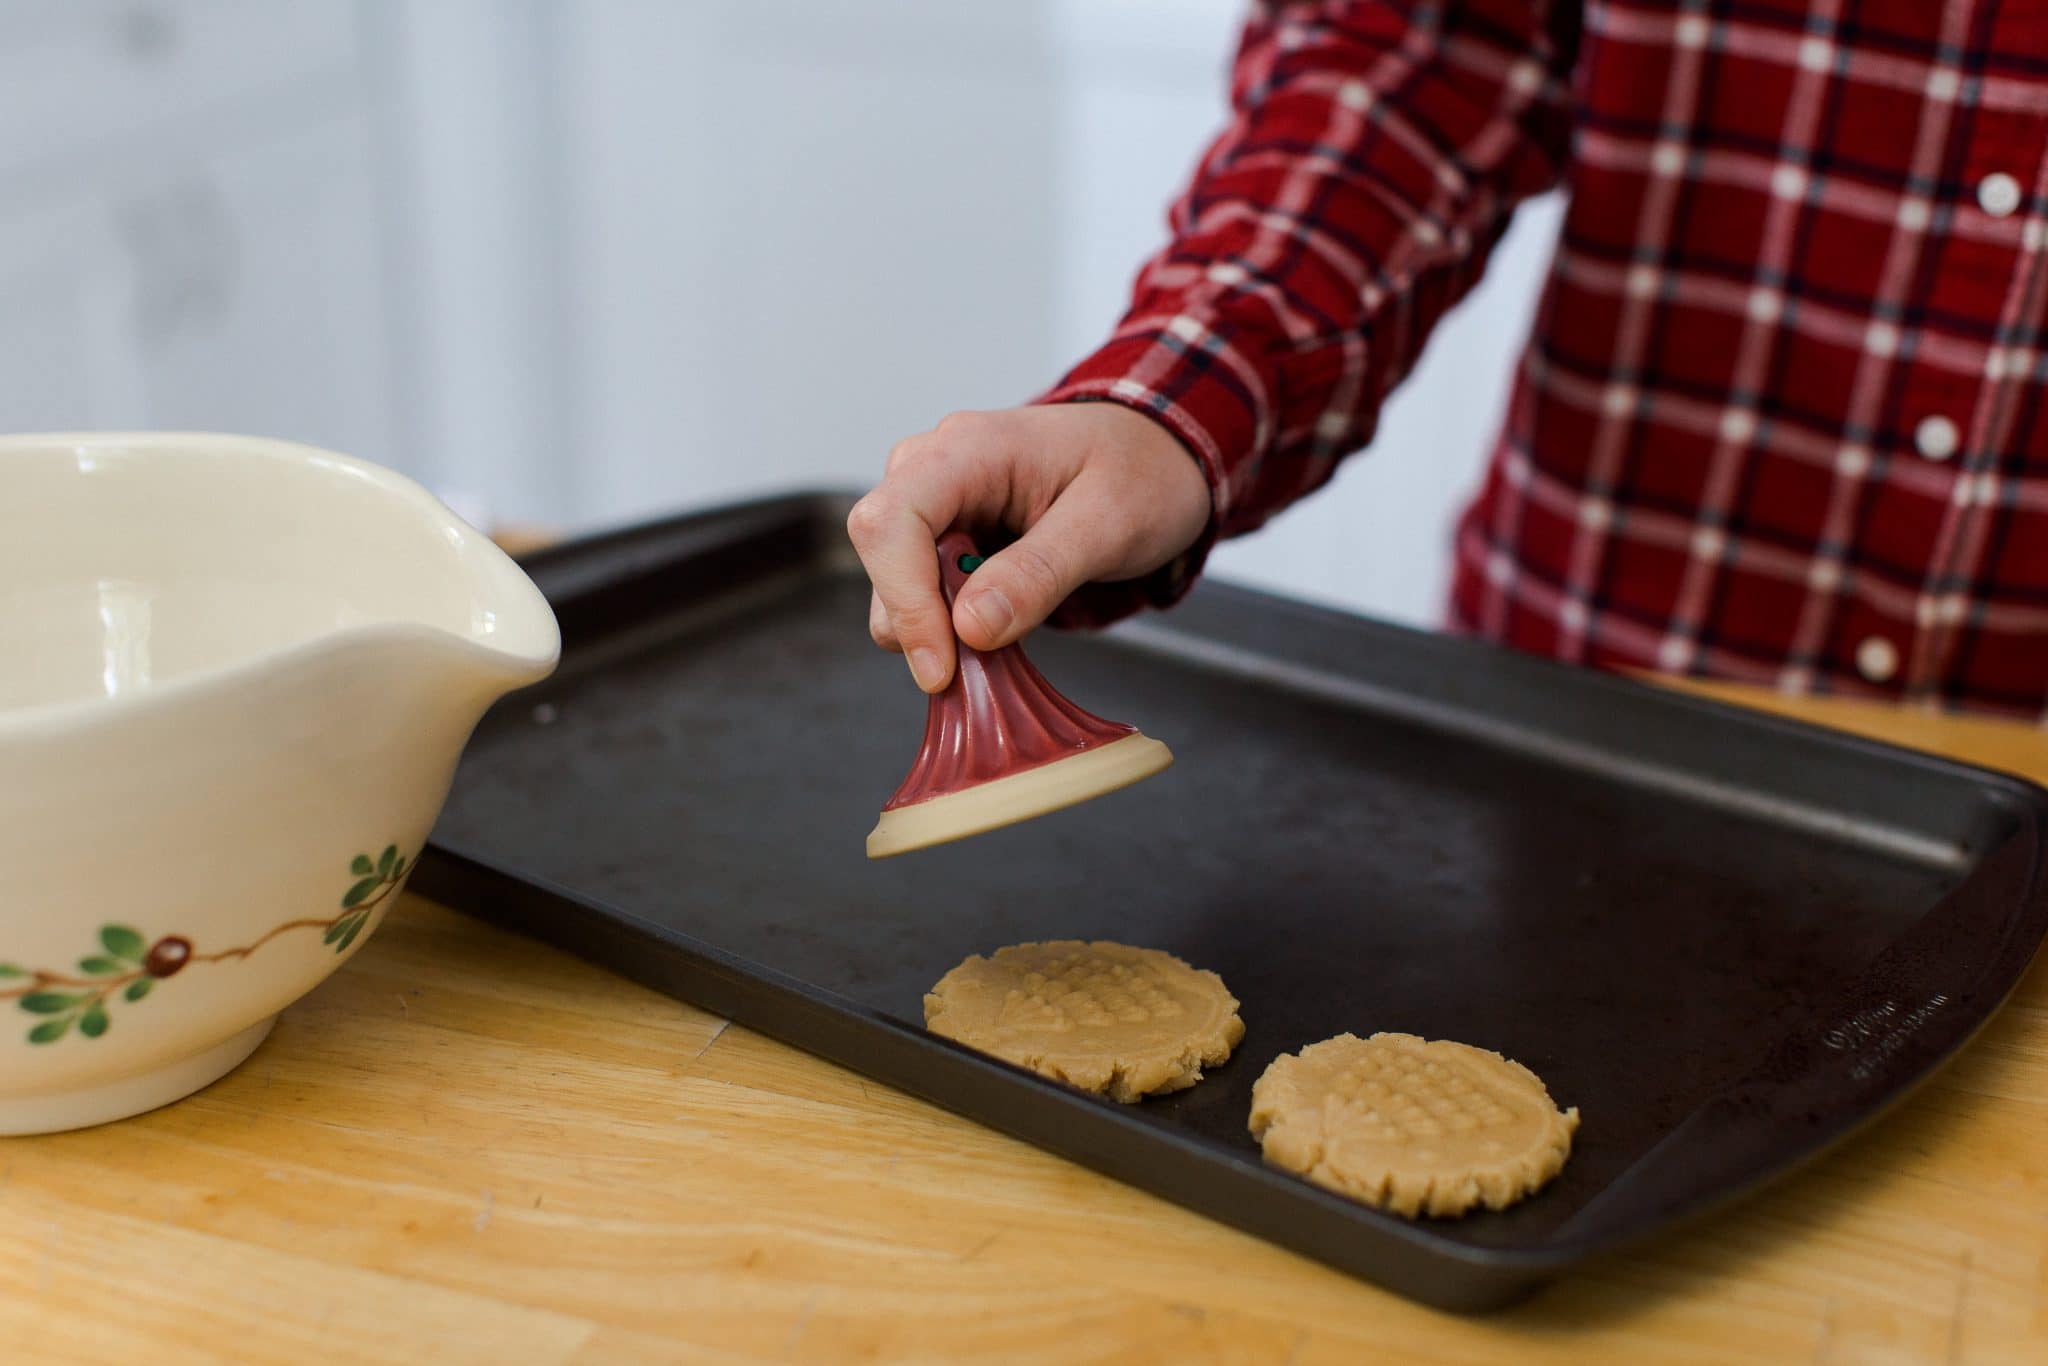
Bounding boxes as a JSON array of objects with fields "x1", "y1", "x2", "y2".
[{"x1": 413, "y1": 492, "x2": 2048, "y2": 1311}]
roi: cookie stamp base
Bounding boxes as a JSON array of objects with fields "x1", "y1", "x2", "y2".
[{"x1": 868, "y1": 734, "x2": 1172, "y2": 859}]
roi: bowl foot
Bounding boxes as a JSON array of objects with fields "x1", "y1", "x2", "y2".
[{"x1": 0, "y1": 1016, "x2": 277, "y2": 1136}]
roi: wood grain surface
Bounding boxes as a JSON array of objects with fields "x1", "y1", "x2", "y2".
[{"x1": 3, "y1": 678, "x2": 2043, "y2": 1364}]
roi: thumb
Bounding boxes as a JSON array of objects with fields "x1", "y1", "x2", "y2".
[{"x1": 952, "y1": 495, "x2": 1121, "y2": 652}]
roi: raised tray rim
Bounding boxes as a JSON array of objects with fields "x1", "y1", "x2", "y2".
[{"x1": 419, "y1": 492, "x2": 2048, "y2": 1311}]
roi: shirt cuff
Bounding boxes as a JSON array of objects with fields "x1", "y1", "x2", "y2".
[{"x1": 1033, "y1": 327, "x2": 1268, "y2": 628}]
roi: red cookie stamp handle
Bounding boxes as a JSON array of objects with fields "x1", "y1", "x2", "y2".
[{"x1": 880, "y1": 531, "x2": 1139, "y2": 813}]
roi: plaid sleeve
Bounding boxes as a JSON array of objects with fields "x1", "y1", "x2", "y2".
[{"x1": 1042, "y1": 0, "x2": 1581, "y2": 628}]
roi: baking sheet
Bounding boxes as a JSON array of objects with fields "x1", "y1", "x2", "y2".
[{"x1": 414, "y1": 494, "x2": 2047, "y2": 1310}]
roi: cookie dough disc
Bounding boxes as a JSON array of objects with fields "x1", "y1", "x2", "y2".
[
  {"x1": 924, "y1": 941, "x2": 1245, "y2": 1103},
  {"x1": 1249, "y1": 1032, "x2": 1578, "y2": 1218}
]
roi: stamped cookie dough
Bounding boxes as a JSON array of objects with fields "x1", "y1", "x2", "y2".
[
  {"x1": 924, "y1": 940, "x2": 1244, "y2": 1103},
  {"x1": 1249, "y1": 1032, "x2": 1578, "y2": 1218}
]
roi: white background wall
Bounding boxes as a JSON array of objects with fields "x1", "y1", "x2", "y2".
[
  {"x1": 0, "y1": 2, "x2": 396, "y2": 464},
  {"x1": 0, "y1": 0, "x2": 1561, "y2": 628}
]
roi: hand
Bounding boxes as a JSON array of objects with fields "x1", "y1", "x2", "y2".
[{"x1": 846, "y1": 403, "x2": 1211, "y2": 692}]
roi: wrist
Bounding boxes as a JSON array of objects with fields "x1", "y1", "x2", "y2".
[{"x1": 1035, "y1": 324, "x2": 1264, "y2": 537}]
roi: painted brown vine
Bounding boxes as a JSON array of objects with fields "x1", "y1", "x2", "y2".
[{"x1": 0, "y1": 845, "x2": 410, "y2": 1044}]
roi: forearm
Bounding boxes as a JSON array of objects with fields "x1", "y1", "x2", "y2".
[
  {"x1": 848, "y1": 2, "x2": 1585, "y2": 670},
  {"x1": 1043, "y1": 1, "x2": 1580, "y2": 582}
]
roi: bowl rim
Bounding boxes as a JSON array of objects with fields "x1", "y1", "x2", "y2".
[{"x1": 0, "y1": 430, "x2": 560, "y2": 737}]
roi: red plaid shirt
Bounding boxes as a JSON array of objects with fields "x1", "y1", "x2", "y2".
[{"x1": 1042, "y1": 0, "x2": 2048, "y2": 720}]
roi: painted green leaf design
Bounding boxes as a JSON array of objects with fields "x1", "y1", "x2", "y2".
[
  {"x1": 5, "y1": 842, "x2": 425, "y2": 1045},
  {"x1": 100, "y1": 924, "x2": 146, "y2": 962}
]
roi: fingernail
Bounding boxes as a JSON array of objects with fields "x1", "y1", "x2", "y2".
[
  {"x1": 962, "y1": 587, "x2": 1014, "y2": 641},
  {"x1": 908, "y1": 648, "x2": 944, "y2": 691}
]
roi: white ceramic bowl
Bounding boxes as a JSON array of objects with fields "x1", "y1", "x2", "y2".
[{"x1": 0, "y1": 433, "x2": 559, "y2": 1134}]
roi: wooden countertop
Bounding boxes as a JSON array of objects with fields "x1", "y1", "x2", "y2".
[{"x1": 8, "y1": 676, "x2": 2045, "y2": 1363}]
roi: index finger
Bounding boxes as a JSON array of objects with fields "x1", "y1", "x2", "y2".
[{"x1": 845, "y1": 459, "x2": 972, "y2": 692}]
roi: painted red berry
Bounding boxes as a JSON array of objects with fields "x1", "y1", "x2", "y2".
[{"x1": 145, "y1": 936, "x2": 192, "y2": 978}]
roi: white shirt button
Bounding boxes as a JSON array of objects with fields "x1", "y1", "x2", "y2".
[
  {"x1": 1855, "y1": 635, "x2": 1900, "y2": 683},
  {"x1": 1914, "y1": 414, "x2": 1960, "y2": 461},
  {"x1": 1977, "y1": 172, "x2": 2022, "y2": 219}
]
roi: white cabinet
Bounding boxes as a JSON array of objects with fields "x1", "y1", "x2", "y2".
[
  {"x1": 129, "y1": 111, "x2": 396, "y2": 463},
  {"x1": 0, "y1": 201, "x2": 142, "y2": 432},
  {"x1": 0, "y1": 0, "x2": 403, "y2": 476},
  {"x1": 0, "y1": 1, "x2": 360, "y2": 179}
]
